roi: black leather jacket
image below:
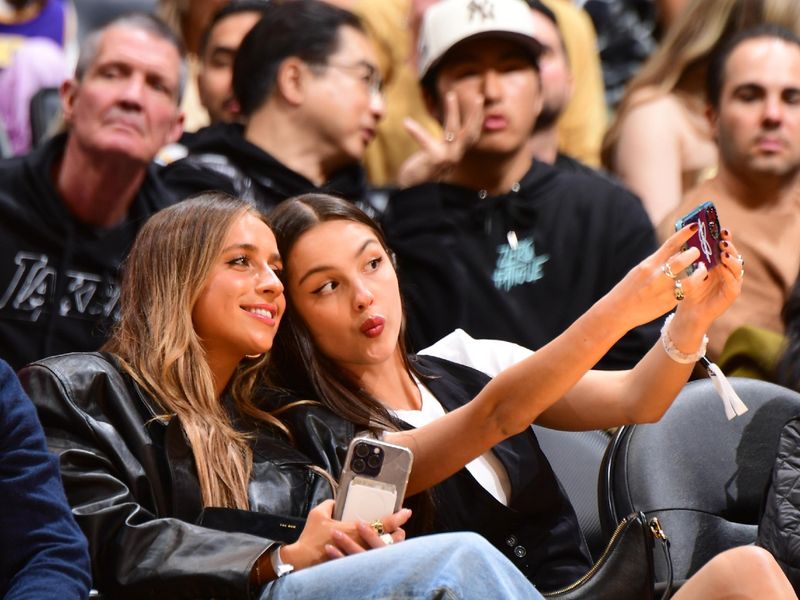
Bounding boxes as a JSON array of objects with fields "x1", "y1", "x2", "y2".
[
  {"x1": 757, "y1": 416, "x2": 800, "y2": 594},
  {"x1": 280, "y1": 355, "x2": 592, "y2": 591},
  {"x1": 20, "y1": 352, "x2": 349, "y2": 599}
]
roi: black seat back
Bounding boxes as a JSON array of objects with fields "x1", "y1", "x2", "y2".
[
  {"x1": 533, "y1": 425, "x2": 610, "y2": 560},
  {"x1": 29, "y1": 86, "x2": 62, "y2": 148},
  {"x1": 600, "y1": 378, "x2": 800, "y2": 581}
]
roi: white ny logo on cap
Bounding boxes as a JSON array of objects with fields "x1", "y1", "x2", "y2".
[{"x1": 467, "y1": 0, "x2": 496, "y2": 22}]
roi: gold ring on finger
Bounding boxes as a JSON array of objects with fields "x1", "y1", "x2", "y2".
[
  {"x1": 674, "y1": 278, "x2": 685, "y2": 301},
  {"x1": 370, "y1": 520, "x2": 384, "y2": 536},
  {"x1": 662, "y1": 262, "x2": 678, "y2": 279}
]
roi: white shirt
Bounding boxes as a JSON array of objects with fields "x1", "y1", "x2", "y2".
[{"x1": 393, "y1": 329, "x2": 534, "y2": 505}]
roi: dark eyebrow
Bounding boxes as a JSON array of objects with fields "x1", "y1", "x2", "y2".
[
  {"x1": 731, "y1": 82, "x2": 765, "y2": 94},
  {"x1": 208, "y1": 47, "x2": 237, "y2": 60},
  {"x1": 297, "y1": 238, "x2": 378, "y2": 285}
]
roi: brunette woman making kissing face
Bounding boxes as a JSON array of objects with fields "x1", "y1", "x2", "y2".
[{"x1": 267, "y1": 193, "x2": 793, "y2": 599}]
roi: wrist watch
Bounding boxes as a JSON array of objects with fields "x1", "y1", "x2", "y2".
[{"x1": 270, "y1": 544, "x2": 295, "y2": 578}]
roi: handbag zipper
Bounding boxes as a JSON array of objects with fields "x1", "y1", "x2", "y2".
[
  {"x1": 649, "y1": 517, "x2": 667, "y2": 541},
  {"x1": 541, "y1": 514, "x2": 633, "y2": 597}
]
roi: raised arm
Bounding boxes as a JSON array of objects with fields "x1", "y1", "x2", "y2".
[
  {"x1": 389, "y1": 225, "x2": 742, "y2": 494},
  {"x1": 538, "y1": 229, "x2": 742, "y2": 430}
]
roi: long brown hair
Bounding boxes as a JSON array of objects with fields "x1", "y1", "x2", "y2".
[
  {"x1": 104, "y1": 193, "x2": 290, "y2": 510},
  {"x1": 267, "y1": 194, "x2": 422, "y2": 434}
]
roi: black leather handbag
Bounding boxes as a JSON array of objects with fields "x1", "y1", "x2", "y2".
[{"x1": 541, "y1": 512, "x2": 673, "y2": 600}]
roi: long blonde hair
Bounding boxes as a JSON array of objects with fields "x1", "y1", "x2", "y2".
[
  {"x1": 104, "y1": 193, "x2": 289, "y2": 510},
  {"x1": 602, "y1": 0, "x2": 800, "y2": 168}
]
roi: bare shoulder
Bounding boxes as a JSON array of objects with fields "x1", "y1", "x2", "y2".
[{"x1": 624, "y1": 88, "x2": 686, "y2": 121}]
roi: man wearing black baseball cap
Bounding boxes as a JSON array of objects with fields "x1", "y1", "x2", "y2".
[{"x1": 383, "y1": 0, "x2": 658, "y2": 369}]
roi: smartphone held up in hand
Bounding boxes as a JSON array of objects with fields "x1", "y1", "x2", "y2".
[
  {"x1": 674, "y1": 201, "x2": 722, "y2": 274},
  {"x1": 333, "y1": 437, "x2": 413, "y2": 523}
]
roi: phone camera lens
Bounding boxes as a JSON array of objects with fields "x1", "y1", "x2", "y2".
[
  {"x1": 352, "y1": 457, "x2": 366, "y2": 473},
  {"x1": 366, "y1": 453, "x2": 382, "y2": 469},
  {"x1": 354, "y1": 443, "x2": 370, "y2": 458}
]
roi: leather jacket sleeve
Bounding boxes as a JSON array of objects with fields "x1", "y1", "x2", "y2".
[
  {"x1": 756, "y1": 416, "x2": 800, "y2": 594},
  {"x1": 20, "y1": 354, "x2": 276, "y2": 599}
]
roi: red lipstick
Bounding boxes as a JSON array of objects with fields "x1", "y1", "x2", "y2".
[{"x1": 360, "y1": 315, "x2": 385, "y2": 338}]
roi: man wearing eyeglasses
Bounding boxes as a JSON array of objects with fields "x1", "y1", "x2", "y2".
[{"x1": 162, "y1": 0, "x2": 385, "y2": 215}]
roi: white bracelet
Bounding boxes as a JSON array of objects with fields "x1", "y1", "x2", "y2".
[{"x1": 660, "y1": 313, "x2": 708, "y2": 364}]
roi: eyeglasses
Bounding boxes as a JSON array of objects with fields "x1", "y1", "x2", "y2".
[{"x1": 323, "y1": 61, "x2": 383, "y2": 97}]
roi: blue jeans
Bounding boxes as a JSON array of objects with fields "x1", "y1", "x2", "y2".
[{"x1": 259, "y1": 531, "x2": 543, "y2": 599}]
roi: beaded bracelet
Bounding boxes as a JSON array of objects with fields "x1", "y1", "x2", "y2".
[{"x1": 660, "y1": 313, "x2": 708, "y2": 364}]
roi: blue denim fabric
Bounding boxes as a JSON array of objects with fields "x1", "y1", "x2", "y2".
[{"x1": 260, "y1": 531, "x2": 543, "y2": 600}]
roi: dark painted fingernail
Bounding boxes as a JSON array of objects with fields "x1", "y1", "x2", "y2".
[
  {"x1": 725, "y1": 252, "x2": 731, "y2": 258},
  {"x1": 690, "y1": 223, "x2": 699, "y2": 231},
  {"x1": 722, "y1": 228, "x2": 730, "y2": 236},
  {"x1": 721, "y1": 241, "x2": 730, "y2": 248}
]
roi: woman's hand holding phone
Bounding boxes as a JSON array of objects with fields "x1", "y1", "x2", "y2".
[
  {"x1": 280, "y1": 500, "x2": 411, "y2": 572},
  {"x1": 672, "y1": 228, "x2": 743, "y2": 326}
]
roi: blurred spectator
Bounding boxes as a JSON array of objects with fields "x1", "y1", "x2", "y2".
[
  {"x1": 659, "y1": 24, "x2": 800, "y2": 361},
  {"x1": 344, "y1": 0, "x2": 606, "y2": 184},
  {"x1": 197, "y1": 0, "x2": 268, "y2": 125},
  {"x1": 0, "y1": 0, "x2": 72, "y2": 155},
  {"x1": 0, "y1": 38, "x2": 66, "y2": 155},
  {"x1": 323, "y1": 0, "x2": 442, "y2": 187},
  {"x1": 158, "y1": 0, "x2": 231, "y2": 131},
  {"x1": 539, "y1": 0, "x2": 606, "y2": 167},
  {"x1": 0, "y1": 14, "x2": 184, "y2": 370},
  {"x1": 0, "y1": 357, "x2": 91, "y2": 599},
  {"x1": 526, "y1": 0, "x2": 604, "y2": 174},
  {"x1": 383, "y1": 0, "x2": 658, "y2": 368},
  {"x1": 162, "y1": 0, "x2": 381, "y2": 214},
  {"x1": 603, "y1": 0, "x2": 800, "y2": 227},
  {"x1": 583, "y1": 0, "x2": 657, "y2": 108},
  {"x1": 0, "y1": 0, "x2": 69, "y2": 66}
]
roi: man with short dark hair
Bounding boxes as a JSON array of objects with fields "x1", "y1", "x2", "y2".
[
  {"x1": 383, "y1": 0, "x2": 657, "y2": 368},
  {"x1": 0, "y1": 14, "x2": 185, "y2": 370},
  {"x1": 196, "y1": 1, "x2": 270, "y2": 125},
  {"x1": 661, "y1": 24, "x2": 800, "y2": 360},
  {"x1": 162, "y1": 0, "x2": 383, "y2": 214}
]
